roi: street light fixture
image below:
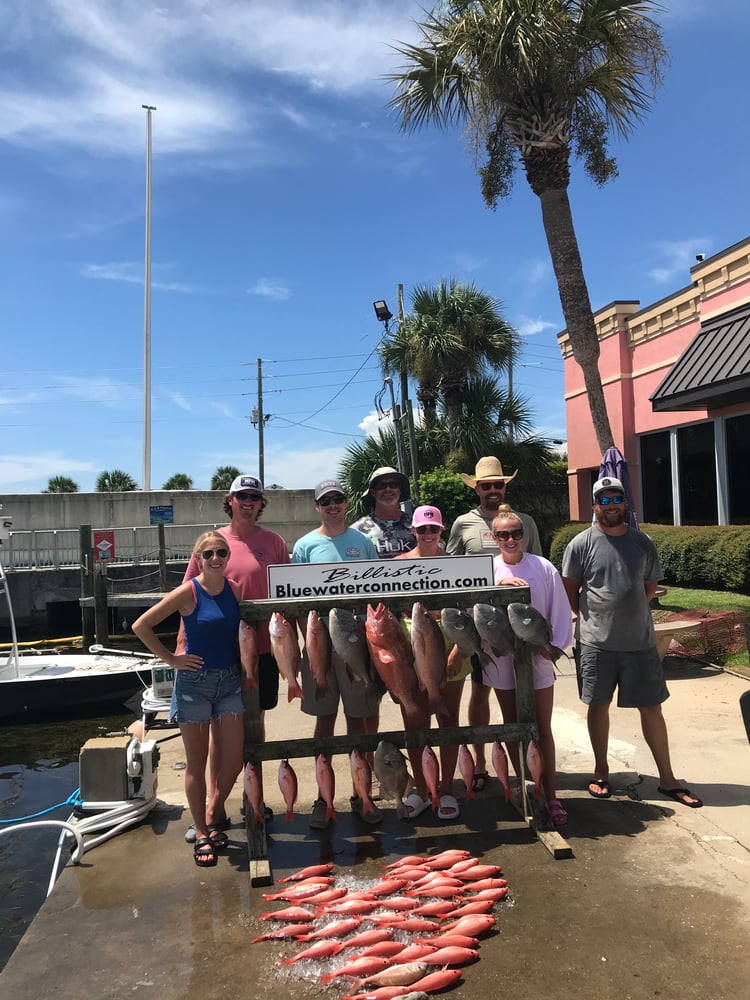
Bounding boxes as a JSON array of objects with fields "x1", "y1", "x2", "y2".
[{"x1": 373, "y1": 300, "x2": 393, "y2": 325}]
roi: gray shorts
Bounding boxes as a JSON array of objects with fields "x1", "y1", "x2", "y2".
[
  {"x1": 576, "y1": 642, "x2": 669, "y2": 708},
  {"x1": 299, "y1": 648, "x2": 381, "y2": 719}
]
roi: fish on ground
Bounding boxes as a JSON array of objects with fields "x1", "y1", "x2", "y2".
[
  {"x1": 316, "y1": 752, "x2": 338, "y2": 824},
  {"x1": 473, "y1": 602, "x2": 515, "y2": 657},
  {"x1": 277, "y1": 939, "x2": 345, "y2": 965},
  {"x1": 305, "y1": 609, "x2": 333, "y2": 698},
  {"x1": 354, "y1": 961, "x2": 430, "y2": 989},
  {"x1": 238, "y1": 620, "x2": 259, "y2": 689},
  {"x1": 421, "y1": 745, "x2": 440, "y2": 811},
  {"x1": 339, "y1": 929, "x2": 396, "y2": 951},
  {"x1": 301, "y1": 916, "x2": 362, "y2": 939},
  {"x1": 250, "y1": 923, "x2": 312, "y2": 943},
  {"x1": 507, "y1": 602, "x2": 565, "y2": 661},
  {"x1": 418, "y1": 946, "x2": 479, "y2": 967},
  {"x1": 365, "y1": 603, "x2": 421, "y2": 718},
  {"x1": 373, "y1": 740, "x2": 411, "y2": 817},
  {"x1": 458, "y1": 744, "x2": 476, "y2": 800},
  {"x1": 407, "y1": 968, "x2": 463, "y2": 993},
  {"x1": 329, "y1": 608, "x2": 373, "y2": 685},
  {"x1": 261, "y1": 880, "x2": 332, "y2": 902},
  {"x1": 440, "y1": 913, "x2": 496, "y2": 936},
  {"x1": 268, "y1": 611, "x2": 304, "y2": 701},
  {"x1": 491, "y1": 739, "x2": 512, "y2": 801},
  {"x1": 278, "y1": 759, "x2": 298, "y2": 822},
  {"x1": 259, "y1": 905, "x2": 316, "y2": 923},
  {"x1": 413, "y1": 934, "x2": 479, "y2": 950},
  {"x1": 409, "y1": 602, "x2": 448, "y2": 716},
  {"x1": 320, "y1": 956, "x2": 392, "y2": 984},
  {"x1": 440, "y1": 607, "x2": 483, "y2": 659},
  {"x1": 278, "y1": 863, "x2": 334, "y2": 882}
]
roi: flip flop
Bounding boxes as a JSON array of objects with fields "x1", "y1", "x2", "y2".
[
  {"x1": 658, "y1": 786, "x2": 703, "y2": 809},
  {"x1": 437, "y1": 794, "x2": 460, "y2": 821},
  {"x1": 588, "y1": 779, "x2": 611, "y2": 799},
  {"x1": 402, "y1": 793, "x2": 430, "y2": 819}
]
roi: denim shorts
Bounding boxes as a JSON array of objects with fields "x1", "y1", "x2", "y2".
[{"x1": 169, "y1": 665, "x2": 244, "y2": 724}]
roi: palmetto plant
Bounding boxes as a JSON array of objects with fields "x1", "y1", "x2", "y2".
[{"x1": 96, "y1": 470, "x2": 138, "y2": 492}]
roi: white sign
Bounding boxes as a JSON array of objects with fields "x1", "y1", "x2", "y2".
[{"x1": 267, "y1": 554, "x2": 494, "y2": 600}]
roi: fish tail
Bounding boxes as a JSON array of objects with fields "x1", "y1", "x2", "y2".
[
  {"x1": 325, "y1": 802, "x2": 338, "y2": 824},
  {"x1": 288, "y1": 682, "x2": 303, "y2": 702},
  {"x1": 285, "y1": 806, "x2": 295, "y2": 822}
]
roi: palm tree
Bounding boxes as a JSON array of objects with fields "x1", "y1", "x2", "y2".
[
  {"x1": 44, "y1": 475, "x2": 79, "y2": 493},
  {"x1": 210, "y1": 465, "x2": 241, "y2": 491},
  {"x1": 96, "y1": 470, "x2": 138, "y2": 492},
  {"x1": 387, "y1": 0, "x2": 666, "y2": 454},
  {"x1": 379, "y1": 279, "x2": 518, "y2": 449},
  {"x1": 162, "y1": 473, "x2": 193, "y2": 490}
]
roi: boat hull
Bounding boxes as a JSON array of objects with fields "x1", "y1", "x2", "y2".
[{"x1": 0, "y1": 654, "x2": 154, "y2": 721}]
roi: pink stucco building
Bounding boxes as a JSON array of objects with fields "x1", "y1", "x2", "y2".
[{"x1": 559, "y1": 236, "x2": 750, "y2": 525}]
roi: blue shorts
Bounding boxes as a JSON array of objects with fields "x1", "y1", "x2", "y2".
[
  {"x1": 575, "y1": 643, "x2": 669, "y2": 708},
  {"x1": 169, "y1": 665, "x2": 244, "y2": 724}
]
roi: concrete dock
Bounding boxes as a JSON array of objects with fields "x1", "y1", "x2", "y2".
[{"x1": 2, "y1": 654, "x2": 749, "y2": 999}]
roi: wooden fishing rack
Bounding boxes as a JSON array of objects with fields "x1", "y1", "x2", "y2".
[{"x1": 239, "y1": 585, "x2": 571, "y2": 885}]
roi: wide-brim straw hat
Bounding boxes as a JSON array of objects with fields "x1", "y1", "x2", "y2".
[{"x1": 460, "y1": 456, "x2": 518, "y2": 489}]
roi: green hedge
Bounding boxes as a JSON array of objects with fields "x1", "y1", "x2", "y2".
[{"x1": 549, "y1": 522, "x2": 750, "y2": 594}]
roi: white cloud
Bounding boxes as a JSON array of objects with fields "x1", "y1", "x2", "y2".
[
  {"x1": 0, "y1": 1, "x2": 423, "y2": 159},
  {"x1": 0, "y1": 451, "x2": 94, "y2": 489},
  {"x1": 360, "y1": 409, "x2": 391, "y2": 436},
  {"x1": 516, "y1": 316, "x2": 557, "y2": 338},
  {"x1": 82, "y1": 261, "x2": 194, "y2": 292},
  {"x1": 648, "y1": 238, "x2": 711, "y2": 285},
  {"x1": 248, "y1": 278, "x2": 291, "y2": 301}
]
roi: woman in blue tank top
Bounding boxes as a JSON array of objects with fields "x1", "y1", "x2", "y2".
[{"x1": 133, "y1": 531, "x2": 244, "y2": 868}]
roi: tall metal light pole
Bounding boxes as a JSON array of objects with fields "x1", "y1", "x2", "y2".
[{"x1": 142, "y1": 104, "x2": 156, "y2": 492}]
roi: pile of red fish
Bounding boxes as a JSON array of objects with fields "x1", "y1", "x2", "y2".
[{"x1": 251, "y1": 849, "x2": 509, "y2": 999}]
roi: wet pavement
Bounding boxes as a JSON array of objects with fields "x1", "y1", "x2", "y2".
[{"x1": 2, "y1": 654, "x2": 749, "y2": 999}]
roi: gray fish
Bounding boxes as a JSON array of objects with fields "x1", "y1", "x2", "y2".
[
  {"x1": 329, "y1": 608, "x2": 371, "y2": 684},
  {"x1": 507, "y1": 602, "x2": 564, "y2": 661},
  {"x1": 440, "y1": 607, "x2": 483, "y2": 659},
  {"x1": 473, "y1": 603, "x2": 515, "y2": 657},
  {"x1": 374, "y1": 740, "x2": 411, "y2": 817}
]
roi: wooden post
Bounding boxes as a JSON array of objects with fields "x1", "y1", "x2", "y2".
[
  {"x1": 80, "y1": 524, "x2": 95, "y2": 649},
  {"x1": 243, "y1": 683, "x2": 272, "y2": 886},
  {"x1": 157, "y1": 523, "x2": 168, "y2": 592},
  {"x1": 94, "y1": 561, "x2": 109, "y2": 644}
]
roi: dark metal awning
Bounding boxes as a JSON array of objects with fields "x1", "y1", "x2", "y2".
[{"x1": 650, "y1": 302, "x2": 750, "y2": 411}]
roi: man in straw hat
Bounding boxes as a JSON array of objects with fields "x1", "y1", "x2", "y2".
[{"x1": 447, "y1": 455, "x2": 542, "y2": 790}]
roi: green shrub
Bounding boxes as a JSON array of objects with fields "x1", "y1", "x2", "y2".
[{"x1": 549, "y1": 522, "x2": 750, "y2": 593}]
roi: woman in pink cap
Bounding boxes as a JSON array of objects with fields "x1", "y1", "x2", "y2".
[{"x1": 395, "y1": 506, "x2": 472, "y2": 820}]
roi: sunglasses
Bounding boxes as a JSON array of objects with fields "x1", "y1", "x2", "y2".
[
  {"x1": 318, "y1": 494, "x2": 347, "y2": 506},
  {"x1": 201, "y1": 548, "x2": 229, "y2": 559},
  {"x1": 597, "y1": 495, "x2": 625, "y2": 506},
  {"x1": 234, "y1": 491, "x2": 263, "y2": 501},
  {"x1": 375, "y1": 480, "x2": 401, "y2": 490},
  {"x1": 493, "y1": 529, "x2": 524, "y2": 541},
  {"x1": 415, "y1": 525, "x2": 441, "y2": 535},
  {"x1": 478, "y1": 481, "x2": 507, "y2": 491}
]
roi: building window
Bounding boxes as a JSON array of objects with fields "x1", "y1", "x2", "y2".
[
  {"x1": 678, "y1": 423, "x2": 717, "y2": 525},
  {"x1": 640, "y1": 431, "x2": 673, "y2": 524},
  {"x1": 726, "y1": 414, "x2": 750, "y2": 524}
]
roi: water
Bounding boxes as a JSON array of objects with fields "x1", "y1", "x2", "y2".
[{"x1": 0, "y1": 709, "x2": 134, "y2": 971}]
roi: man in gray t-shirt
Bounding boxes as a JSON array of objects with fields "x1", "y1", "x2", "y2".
[{"x1": 561, "y1": 476, "x2": 702, "y2": 809}]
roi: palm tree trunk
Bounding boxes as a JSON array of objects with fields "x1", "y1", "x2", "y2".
[{"x1": 537, "y1": 186, "x2": 615, "y2": 454}]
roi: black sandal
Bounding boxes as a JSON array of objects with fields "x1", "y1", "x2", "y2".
[
  {"x1": 193, "y1": 837, "x2": 217, "y2": 867},
  {"x1": 207, "y1": 825, "x2": 229, "y2": 849}
]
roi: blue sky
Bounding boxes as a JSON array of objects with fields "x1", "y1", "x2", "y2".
[{"x1": 1, "y1": 1, "x2": 748, "y2": 496}]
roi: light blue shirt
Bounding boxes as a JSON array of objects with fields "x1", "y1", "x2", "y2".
[{"x1": 292, "y1": 527, "x2": 378, "y2": 564}]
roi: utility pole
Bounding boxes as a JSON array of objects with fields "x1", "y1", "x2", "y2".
[
  {"x1": 141, "y1": 104, "x2": 156, "y2": 492},
  {"x1": 397, "y1": 283, "x2": 420, "y2": 504},
  {"x1": 251, "y1": 358, "x2": 271, "y2": 484}
]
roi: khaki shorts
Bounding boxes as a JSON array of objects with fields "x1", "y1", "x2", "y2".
[{"x1": 299, "y1": 647, "x2": 381, "y2": 719}]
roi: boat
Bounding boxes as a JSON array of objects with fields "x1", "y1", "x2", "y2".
[{"x1": 0, "y1": 562, "x2": 156, "y2": 721}]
